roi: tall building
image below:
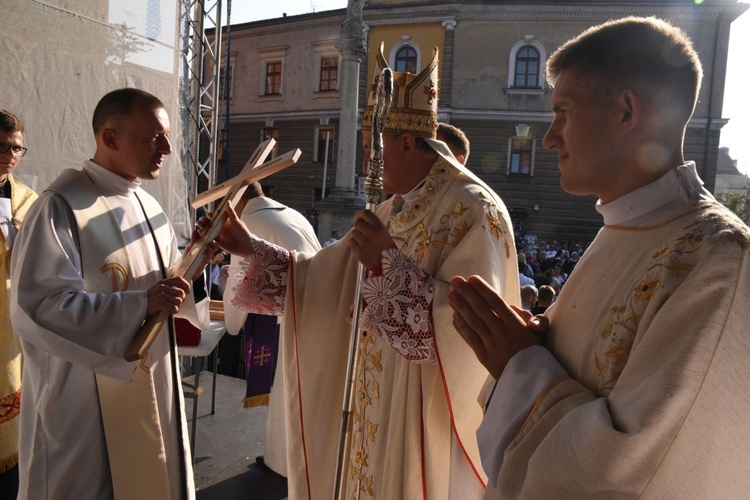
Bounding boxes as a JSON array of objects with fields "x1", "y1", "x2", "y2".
[{"x1": 208, "y1": 0, "x2": 747, "y2": 242}]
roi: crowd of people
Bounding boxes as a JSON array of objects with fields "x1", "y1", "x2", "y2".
[{"x1": 2, "y1": 15, "x2": 749, "y2": 500}]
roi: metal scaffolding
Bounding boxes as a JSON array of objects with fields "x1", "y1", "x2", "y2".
[{"x1": 179, "y1": 0, "x2": 223, "y2": 219}]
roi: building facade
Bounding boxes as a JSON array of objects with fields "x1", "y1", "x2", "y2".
[{"x1": 208, "y1": 0, "x2": 747, "y2": 242}]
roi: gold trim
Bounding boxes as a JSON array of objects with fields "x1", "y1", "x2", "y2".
[
  {"x1": 518, "y1": 376, "x2": 569, "y2": 435},
  {"x1": 0, "y1": 452, "x2": 18, "y2": 473},
  {"x1": 243, "y1": 394, "x2": 270, "y2": 408},
  {"x1": 101, "y1": 262, "x2": 129, "y2": 292}
]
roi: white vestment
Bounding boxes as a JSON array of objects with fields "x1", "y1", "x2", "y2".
[
  {"x1": 223, "y1": 196, "x2": 320, "y2": 476},
  {"x1": 10, "y1": 161, "x2": 207, "y2": 500},
  {"x1": 480, "y1": 163, "x2": 750, "y2": 499}
]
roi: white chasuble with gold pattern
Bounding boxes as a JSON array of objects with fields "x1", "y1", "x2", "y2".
[
  {"x1": 233, "y1": 156, "x2": 520, "y2": 499},
  {"x1": 486, "y1": 164, "x2": 750, "y2": 499}
]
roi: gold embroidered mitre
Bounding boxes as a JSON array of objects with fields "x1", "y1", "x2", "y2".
[{"x1": 362, "y1": 42, "x2": 439, "y2": 139}]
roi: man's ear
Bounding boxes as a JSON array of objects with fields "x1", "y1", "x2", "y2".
[
  {"x1": 400, "y1": 133, "x2": 416, "y2": 155},
  {"x1": 618, "y1": 89, "x2": 641, "y2": 132},
  {"x1": 101, "y1": 128, "x2": 118, "y2": 151}
]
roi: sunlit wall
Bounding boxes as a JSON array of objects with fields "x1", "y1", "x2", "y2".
[{"x1": 4, "y1": 0, "x2": 190, "y2": 240}]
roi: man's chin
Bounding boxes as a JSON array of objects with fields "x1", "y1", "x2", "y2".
[{"x1": 142, "y1": 169, "x2": 160, "y2": 181}]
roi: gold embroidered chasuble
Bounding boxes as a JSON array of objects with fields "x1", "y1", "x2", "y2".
[
  {"x1": 281, "y1": 157, "x2": 520, "y2": 499},
  {"x1": 0, "y1": 175, "x2": 37, "y2": 472},
  {"x1": 492, "y1": 202, "x2": 750, "y2": 499}
]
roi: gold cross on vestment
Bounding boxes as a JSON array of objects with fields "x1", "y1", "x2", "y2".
[{"x1": 253, "y1": 346, "x2": 273, "y2": 367}]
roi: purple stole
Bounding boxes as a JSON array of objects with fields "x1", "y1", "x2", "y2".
[{"x1": 243, "y1": 314, "x2": 280, "y2": 408}]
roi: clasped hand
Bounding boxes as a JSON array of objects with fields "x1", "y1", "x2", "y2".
[
  {"x1": 144, "y1": 226, "x2": 219, "y2": 318},
  {"x1": 146, "y1": 277, "x2": 190, "y2": 317},
  {"x1": 348, "y1": 209, "x2": 394, "y2": 271},
  {"x1": 448, "y1": 275, "x2": 548, "y2": 379}
]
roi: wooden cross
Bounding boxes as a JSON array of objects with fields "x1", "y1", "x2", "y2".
[{"x1": 124, "y1": 139, "x2": 301, "y2": 361}]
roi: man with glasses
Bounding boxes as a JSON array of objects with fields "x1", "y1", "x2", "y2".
[{"x1": 0, "y1": 110, "x2": 37, "y2": 499}]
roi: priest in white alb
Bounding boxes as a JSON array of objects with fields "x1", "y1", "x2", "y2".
[{"x1": 10, "y1": 88, "x2": 211, "y2": 500}]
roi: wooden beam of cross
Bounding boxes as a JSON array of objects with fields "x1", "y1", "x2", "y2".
[{"x1": 124, "y1": 138, "x2": 301, "y2": 361}]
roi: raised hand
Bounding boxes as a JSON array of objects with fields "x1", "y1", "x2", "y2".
[
  {"x1": 348, "y1": 209, "x2": 395, "y2": 271},
  {"x1": 195, "y1": 203, "x2": 254, "y2": 258},
  {"x1": 448, "y1": 275, "x2": 547, "y2": 379}
]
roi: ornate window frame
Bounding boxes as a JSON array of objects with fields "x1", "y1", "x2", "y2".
[
  {"x1": 505, "y1": 36, "x2": 547, "y2": 96},
  {"x1": 389, "y1": 36, "x2": 421, "y2": 73}
]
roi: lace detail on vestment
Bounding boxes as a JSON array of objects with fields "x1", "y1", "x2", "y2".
[
  {"x1": 231, "y1": 236, "x2": 289, "y2": 315},
  {"x1": 361, "y1": 248, "x2": 436, "y2": 363}
]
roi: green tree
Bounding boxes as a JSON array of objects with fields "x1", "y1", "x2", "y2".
[{"x1": 717, "y1": 192, "x2": 750, "y2": 226}]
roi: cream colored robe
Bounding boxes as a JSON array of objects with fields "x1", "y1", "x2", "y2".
[
  {"x1": 486, "y1": 164, "x2": 750, "y2": 499},
  {"x1": 0, "y1": 175, "x2": 37, "y2": 473},
  {"x1": 235, "y1": 157, "x2": 520, "y2": 499},
  {"x1": 10, "y1": 162, "x2": 204, "y2": 500}
]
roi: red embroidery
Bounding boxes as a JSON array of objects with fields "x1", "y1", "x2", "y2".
[
  {"x1": 0, "y1": 388, "x2": 21, "y2": 424},
  {"x1": 231, "y1": 237, "x2": 289, "y2": 316},
  {"x1": 361, "y1": 248, "x2": 436, "y2": 362}
]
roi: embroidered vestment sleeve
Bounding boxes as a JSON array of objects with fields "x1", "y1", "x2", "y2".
[
  {"x1": 231, "y1": 235, "x2": 289, "y2": 316},
  {"x1": 360, "y1": 247, "x2": 437, "y2": 363}
]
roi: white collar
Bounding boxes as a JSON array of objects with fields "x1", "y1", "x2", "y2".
[
  {"x1": 595, "y1": 162, "x2": 712, "y2": 226},
  {"x1": 84, "y1": 159, "x2": 141, "y2": 197}
]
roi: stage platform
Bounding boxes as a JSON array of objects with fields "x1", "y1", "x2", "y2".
[{"x1": 183, "y1": 372, "x2": 288, "y2": 499}]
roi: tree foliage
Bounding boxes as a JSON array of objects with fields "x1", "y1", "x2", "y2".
[{"x1": 717, "y1": 192, "x2": 750, "y2": 226}]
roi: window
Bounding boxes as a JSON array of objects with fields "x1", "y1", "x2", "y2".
[
  {"x1": 262, "y1": 127, "x2": 279, "y2": 159},
  {"x1": 507, "y1": 137, "x2": 535, "y2": 176},
  {"x1": 265, "y1": 62, "x2": 282, "y2": 95},
  {"x1": 313, "y1": 126, "x2": 335, "y2": 163},
  {"x1": 506, "y1": 37, "x2": 546, "y2": 93},
  {"x1": 395, "y1": 46, "x2": 418, "y2": 73},
  {"x1": 513, "y1": 47, "x2": 540, "y2": 88},
  {"x1": 319, "y1": 57, "x2": 338, "y2": 91},
  {"x1": 312, "y1": 40, "x2": 339, "y2": 94},
  {"x1": 257, "y1": 46, "x2": 287, "y2": 98},
  {"x1": 388, "y1": 39, "x2": 421, "y2": 75}
]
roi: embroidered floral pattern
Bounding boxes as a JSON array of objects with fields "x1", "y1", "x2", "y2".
[
  {"x1": 361, "y1": 248, "x2": 436, "y2": 363},
  {"x1": 0, "y1": 388, "x2": 20, "y2": 424},
  {"x1": 387, "y1": 160, "x2": 514, "y2": 269},
  {"x1": 593, "y1": 226, "x2": 706, "y2": 395},
  {"x1": 349, "y1": 330, "x2": 381, "y2": 498},
  {"x1": 231, "y1": 236, "x2": 289, "y2": 316}
]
